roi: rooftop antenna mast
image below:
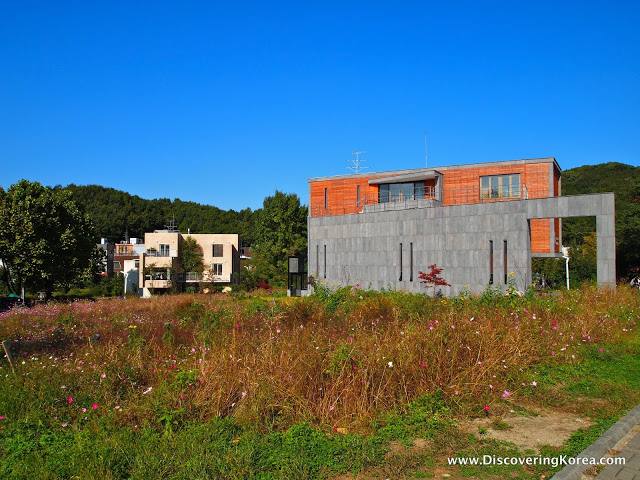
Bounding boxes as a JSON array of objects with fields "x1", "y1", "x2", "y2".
[
  {"x1": 424, "y1": 131, "x2": 428, "y2": 168},
  {"x1": 347, "y1": 151, "x2": 369, "y2": 174},
  {"x1": 165, "y1": 214, "x2": 178, "y2": 233}
]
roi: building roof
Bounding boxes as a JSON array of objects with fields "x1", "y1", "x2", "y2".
[{"x1": 308, "y1": 157, "x2": 560, "y2": 183}]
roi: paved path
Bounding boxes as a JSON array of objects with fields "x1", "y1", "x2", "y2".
[
  {"x1": 595, "y1": 428, "x2": 640, "y2": 479},
  {"x1": 553, "y1": 406, "x2": 640, "y2": 480}
]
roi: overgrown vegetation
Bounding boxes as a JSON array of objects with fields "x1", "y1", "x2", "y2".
[{"x1": 1, "y1": 286, "x2": 638, "y2": 478}]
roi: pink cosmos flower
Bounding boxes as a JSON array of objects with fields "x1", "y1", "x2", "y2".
[
  {"x1": 68, "y1": 396, "x2": 73, "y2": 404},
  {"x1": 598, "y1": 348, "x2": 604, "y2": 352},
  {"x1": 531, "y1": 381, "x2": 537, "y2": 386},
  {"x1": 484, "y1": 405, "x2": 490, "y2": 412},
  {"x1": 92, "y1": 403, "x2": 98, "y2": 410},
  {"x1": 502, "y1": 390, "x2": 510, "y2": 398}
]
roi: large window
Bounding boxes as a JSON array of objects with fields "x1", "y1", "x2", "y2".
[
  {"x1": 212, "y1": 244, "x2": 223, "y2": 257},
  {"x1": 211, "y1": 263, "x2": 223, "y2": 276},
  {"x1": 379, "y1": 182, "x2": 426, "y2": 203},
  {"x1": 159, "y1": 244, "x2": 170, "y2": 256},
  {"x1": 480, "y1": 174, "x2": 520, "y2": 200}
]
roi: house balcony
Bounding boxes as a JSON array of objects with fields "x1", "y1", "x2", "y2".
[
  {"x1": 146, "y1": 248, "x2": 177, "y2": 257},
  {"x1": 144, "y1": 255, "x2": 175, "y2": 268},
  {"x1": 310, "y1": 184, "x2": 544, "y2": 217},
  {"x1": 178, "y1": 272, "x2": 203, "y2": 282},
  {"x1": 145, "y1": 279, "x2": 171, "y2": 289}
]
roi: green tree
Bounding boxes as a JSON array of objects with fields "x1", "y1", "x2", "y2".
[
  {"x1": 0, "y1": 180, "x2": 96, "y2": 299},
  {"x1": 74, "y1": 245, "x2": 108, "y2": 288},
  {"x1": 252, "y1": 191, "x2": 307, "y2": 286},
  {"x1": 179, "y1": 237, "x2": 204, "y2": 274}
]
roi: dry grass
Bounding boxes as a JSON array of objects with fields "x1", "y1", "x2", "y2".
[{"x1": 0, "y1": 286, "x2": 638, "y2": 432}]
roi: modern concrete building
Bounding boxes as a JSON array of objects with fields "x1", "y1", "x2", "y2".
[
  {"x1": 308, "y1": 157, "x2": 615, "y2": 295},
  {"x1": 139, "y1": 231, "x2": 240, "y2": 297}
]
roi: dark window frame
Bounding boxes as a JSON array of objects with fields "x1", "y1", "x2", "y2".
[{"x1": 489, "y1": 240, "x2": 494, "y2": 284}]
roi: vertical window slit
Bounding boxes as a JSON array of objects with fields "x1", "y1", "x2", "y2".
[
  {"x1": 489, "y1": 240, "x2": 494, "y2": 285},
  {"x1": 399, "y1": 243, "x2": 403, "y2": 281},
  {"x1": 323, "y1": 244, "x2": 326, "y2": 279},
  {"x1": 504, "y1": 240, "x2": 508, "y2": 284},
  {"x1": 410, "y1": 242, "x2": 413, "y2": 282}
]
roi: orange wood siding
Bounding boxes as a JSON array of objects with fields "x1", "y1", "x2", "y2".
[
  {"x1": 531, "y1": 219, "x2": 551, "y2": 253},
  {"x1": 309, "y1": 160, "x2": 557, "y2": 253},
  {"x1": 310, "y1": 175, "x2": 386, "y2": 217}
]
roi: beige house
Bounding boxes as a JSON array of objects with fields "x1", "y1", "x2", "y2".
[{"x1": 139, "y1": 230, "x2": 240, "y2": 297}]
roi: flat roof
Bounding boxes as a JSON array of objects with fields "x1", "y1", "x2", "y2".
[{"x1": 308, "y1": 157, "x2": 560, "y2": 182}]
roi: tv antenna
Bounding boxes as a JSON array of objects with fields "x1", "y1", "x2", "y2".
[
  {"x1": 165, "y1": 214, "x2": 178, "y2": 233},
  {"x1": 347, "y1": 151, "x2": 369, "y2": 174},
  {"x1": 424, "y1": 131, "x2": 428, "y2": 168}
]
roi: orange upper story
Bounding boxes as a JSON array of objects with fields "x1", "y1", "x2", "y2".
[{"x1": 309, "y1": 157, "x2": 562, "y2": 253}]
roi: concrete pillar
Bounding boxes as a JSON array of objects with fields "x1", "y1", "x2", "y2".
[{"x1": 596, "y1": 214, "x2": 616, "y2": 287}]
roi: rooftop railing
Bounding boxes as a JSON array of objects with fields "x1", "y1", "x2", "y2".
[{"x1": 310, "y1": 183, "x2": 548, "y2": 217}]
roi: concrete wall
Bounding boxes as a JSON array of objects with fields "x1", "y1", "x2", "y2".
[
  {"x1": 122, "y1": 259, "x2": 140, "y2": 296},
  {"x1": 308, "y1": 193, "x2": 615, "y2": 295}
]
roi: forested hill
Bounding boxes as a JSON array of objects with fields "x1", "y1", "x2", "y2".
[
  {"x1": 63, "y1": 184, "x2": 258, "y2": 244},
  {"x1": 560, "y1": 162, "x2": 640, "y2": 277},
  {"x1": 561, "y1": 162, "x2": 640, "y2": 198}
]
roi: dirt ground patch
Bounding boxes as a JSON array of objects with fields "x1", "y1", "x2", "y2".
[
  {"x1": 460, "y1": 408, "x2": 593, "y2": 453},
  {"x1": 334, "y1": 408, "x2": 593, "y2": 479}
]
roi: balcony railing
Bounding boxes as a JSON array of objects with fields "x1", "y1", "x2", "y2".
[
  {"x1": 311, "y1": 183, "x2": 543, "y2": 217},
  {"x1": 183, "y1": 272, "x2": 203, "y2": 282},
  {"x1": 146, "y1": 250, "x2": 175, "y2": 257}
]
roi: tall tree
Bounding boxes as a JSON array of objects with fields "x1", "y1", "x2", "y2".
[
  {"x1": 252, "y1": 191, "x2": 307, "y2": 286},
  {"x1": 0, "y1": 180, "x2": 96, "y2": 298},
  {"x1": 179, "y1": 237, "x2": 204, "y2": 274}
]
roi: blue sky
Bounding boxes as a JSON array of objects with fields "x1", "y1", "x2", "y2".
[{"x1": 1, "y1": 1, "x2": 638, "y2": 211}]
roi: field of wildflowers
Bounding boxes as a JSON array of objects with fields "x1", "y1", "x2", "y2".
[{"x1": 0, "y1": 286, "x2": 639, "y2": 478}]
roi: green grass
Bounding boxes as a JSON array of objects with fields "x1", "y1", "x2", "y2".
[{"x1": 1, "y1": 287, "x2": 639, "y2": 479}]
